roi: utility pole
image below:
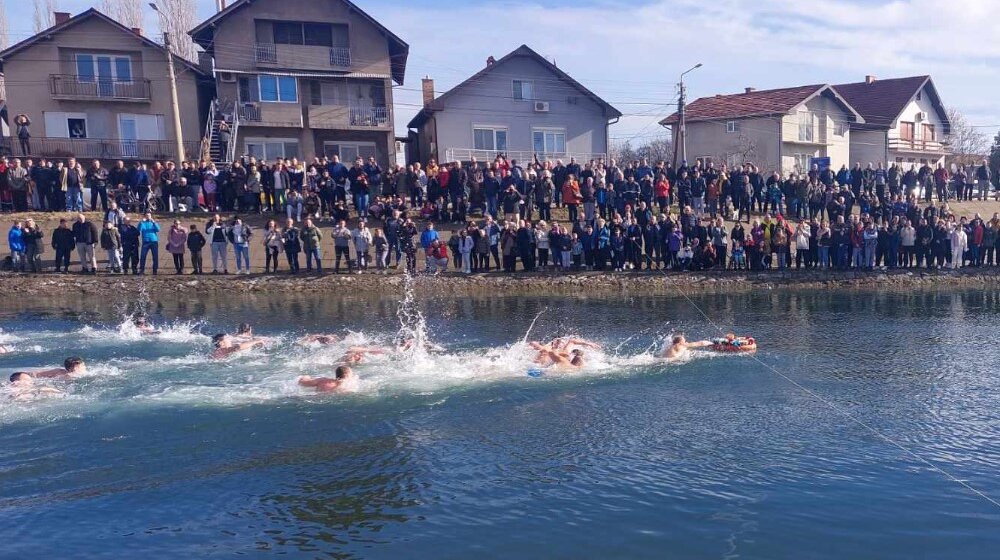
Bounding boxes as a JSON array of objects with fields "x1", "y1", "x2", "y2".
[
  {"x1": 163, "y1": 32, "x2": 186, "y2": 163},
  {"x1": 672, "y1": 63, "x2": 702, "y2": 166}
]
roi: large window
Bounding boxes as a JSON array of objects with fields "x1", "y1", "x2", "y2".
[
  {"x1": 259, "y1": 75, "x2": 298, "y2": 103},
  {"x1": 798, "y1": 111, "x2": 814, "y2": 142},
  {"x1": 76, "y1": 54, "x2": 132, "y2": 83},
  {"x1": 44, "y1": 112, "x2": 88, "y2": 138},
  {"x1": 323, "y1": 141, "x2": 376, "y2": 163},
  {"x1": 793, "y1": 153, "x2": 813, "y2": 172},
  {"x1": 270, "y1": 21, "x2": 343, "y2": 47},
  {"x1": 245, "y1": 138, "x2": 300, "y2": 161},
  {"x1": 473, "y1": 127, "x2": 508, "y2": 151},
  {"x1": 532, "y1": 128, "x2": 566, "y2": 154},
  {"x1": 512, "y1": 80, "x2": 534, "y2": 101}
]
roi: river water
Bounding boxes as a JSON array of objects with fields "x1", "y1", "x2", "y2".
[{"x1": 1, "y1": 287, "x2": 998, "y2": 558}]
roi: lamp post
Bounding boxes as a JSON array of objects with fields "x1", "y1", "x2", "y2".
[
  {"x1": 674, "y1": 63, "x2": 702, "y2": 166},
  {"x1": 149, "y1": 2, "x2": 186, "y2": 163}
]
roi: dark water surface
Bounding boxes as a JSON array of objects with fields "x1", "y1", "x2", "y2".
[{"x1": 1, "y1": 289, "x2": 999, "y2": 559}]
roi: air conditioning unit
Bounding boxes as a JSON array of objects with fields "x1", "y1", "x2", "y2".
[
  {"x1": 533, "y1": 101, "x2": 550, "y2": 113},
  {"x1": 915, "y1": 111, "x2": 927, "y2": 120},
  {"x1": 219, "y1": 72, "x2": 236, "y2": 83}
]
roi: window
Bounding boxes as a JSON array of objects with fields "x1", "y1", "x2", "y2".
[
  {"x1": 75, "y1": 54, "x2": 132, "y2": 83},
  {"x1": 43, "y1": 112, "x2": 89, "y2": 138},
  {"x1": 532, "y1": 128, "x2": 566, "y2": 154},
  {"x1": 725, "y1": 153, "x2": 742, "y2": 168},
  {"x1": 273, "y1": 22, "x2": 304, "y2": 45},
  {"x1": 259, "y1": 75, "x2": 298, "y2": 103},
  {"x1": 117, "y1": 114, "x2": 165, "y2": 140},
  {"x1": 245, "y1": 138, "x2": 300, "y2": 160},
  {"x1": 834, "y1": 122, "x2": 848, "y2": 136},
  {"x1": 793, "y1": 153, "x2": 812, "y2": 171},
  {"x1": 798, "y1": 111, "x2": 814, "y2": 142},
  {"x1": 726, "y1": 121, "x2": 740, "y2": 133},
  {"x1": 473, "y1": 127, "x2": 508, "y2": 151},
  {"x1": 512, "y1": 80, "x2": 534, "y2": 101},
  {"x1": 271, "y1": 21, "x2": 335, "y2": 47},
  {"x1": 323, "y1": 141, "x2": 376, "y2": 163}
]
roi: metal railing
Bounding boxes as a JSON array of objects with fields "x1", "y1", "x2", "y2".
[
  {"x1": 329, "y1": 47, "x2": 351, "y2": 67},
  {"x1": 237, "y1": 103, "x2": 262, "y2": 122},
  {"x1": 443, "y1": 148, "x2": 607, "y2": 165},
  {"x1": 201, "y1": 98, "x2": 218, "y2": 161},
  {"x1": 254, "y1": 42, "x2": 277, "y2": 63},
  {"x1": 889, "y1": 137, "x2": 949, "y2": 154},
  {"x1": 349, "y1": 105, "x2": 389, "y2": 127},
  {"x1": 1, "y1": 137, "x2": 201, "y2": 161},
  {"x1": 227, "y1": 100, "x2": 240, "y2": 164},
  {"x1": 50, "y1": 74, "x2": 152, "y2": 101}
]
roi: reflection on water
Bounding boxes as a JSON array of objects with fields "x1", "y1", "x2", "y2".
[{"x1": 1, "y1": 289, "x2": 1000, "y2": 558}]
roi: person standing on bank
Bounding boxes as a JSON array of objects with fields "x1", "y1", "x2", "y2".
[
  {"x1": 167, "y1": 219, "x2": 188, "y2": 274},
  {"x1": 72, "y1": 213, "x2": 99, "y2": 275},
  {"x1": 137, "y1": 212, "x2": 161, "y2": 275},
  {"x1": 187, "y1": 224, "x2": 206, "y2": 275}
]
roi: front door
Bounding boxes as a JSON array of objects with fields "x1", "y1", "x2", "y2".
[{"x1": 900, "y1": 122, "x2": 915, "y2": 147}]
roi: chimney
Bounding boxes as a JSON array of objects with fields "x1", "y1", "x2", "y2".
[
  {"x1": 131, "y1": 27, "x2": 142, "y2": 36},
  {"x1": 486, "y1": 56, "x2": 496, "y2": 67},
  {"x1": 421, "y1": 77, "x2": 435, "y2": 108},
  {"x1": 216, "y1": 0, "x2": 227, "y2": 11},
  {"x1": 53, "y1": 12, "x2": 71, "y2": 25},
  {"x1": 865, "y1": 75, "x2": 877, "y2": 85},
  {"x1": 745, "y1": 87, "x2": 756, "y2": 94}
]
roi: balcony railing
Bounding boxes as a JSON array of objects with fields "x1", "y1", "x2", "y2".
[
  {"x1": 50, "y1": 75, "x2": 152, "y2": 101},
  {"x1": 1, "y1": 137, "x2": 201, "y2": 161},
  {"x1": 236, "y1": 102, "x2": 303, "y2": 127},
  {"x1": 349, "y1": 105, "x2": 388, "y2": 127},
  {"x1": 329, "y1": 47, "x2": 351, "y2": 67},
  {"x1": 253, "y1": 43, "x2": 352, "y2": 69},
  {"x1": 889, "y1": 137, "x2": 949, "y2": 154}
]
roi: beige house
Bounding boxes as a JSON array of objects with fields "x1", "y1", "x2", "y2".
[
  {"x1": 660, "y1": 85, "x2": 864, "y2": 174},
  {"x1": 190, "y1": 0, "x2": 408, "y2": 166},
  {"x1": 0, "y1": 9, "x2": 209, "y2": 162}
]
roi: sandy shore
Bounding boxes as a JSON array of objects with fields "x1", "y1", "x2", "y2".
[{"x1": 2, "y1": 267, "x2": 999, "y2": 298}]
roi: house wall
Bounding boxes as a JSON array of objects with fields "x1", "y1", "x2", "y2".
[
  {"x1": 849, "y1": 129, "x2": 887, "y2": 167},
  {"x1": 886, "y1": 83, "x2": 947, "y2": 166},
  {"x1": 3, "y1": 16, "x2": 203, "y2": 145},
  {"x1": 210, "y1": 0, "x2": 391, "y2": 78},
  {"x1": 779, "y1": 95, "x2": 852, "y2": 173},
  {"x1": 680, "y1": 117, "x2": 781, "y2": 172},
  {"x1": 429, "y1": 55, "x2": 610, "y2": 160}
]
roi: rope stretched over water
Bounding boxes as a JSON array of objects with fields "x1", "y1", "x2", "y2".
[{"x1": 650, "y1": 253, "x2": 1000, "y2": 511}]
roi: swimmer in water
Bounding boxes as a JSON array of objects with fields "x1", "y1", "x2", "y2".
[
  {"x1": 659, "y1": 333, "x2": 713, "y2": 360},
  {"x1": 397, "y1": 338, "x2": 445, "y2": 353},
  {"x1": 211, "y1": 333, "x2": 266, "y2": 359},
  {"x1": 32, "y1": 356, "x2": 88, "y2": 378},
  {"x1": 338, "y1": 346, "x2": 386, "y2": 364},
  {"x1": 133, "y1": 315, "x2": 160, "y2": 335},
  {"x1": 7, "y1": 372, "x2": 63, "y2": 401},
  {"x1": 296, "y1": 334, "x2": 341, "y2": 346},
  {"x1": 529, "y1": 341, "x2": 585, "y2": 369},
  {"x1": 298, "y1": 365, "x2": 359, "y2": 394},
  {"x1": 0, "y1": 344, "x2": 11, "y2": 354},
  {"x1": 549, "y1": 336, "x2": 602, "y2": 353}
]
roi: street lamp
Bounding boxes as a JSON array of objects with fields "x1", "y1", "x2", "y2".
[
  {"x1": 675, "y1": 63, "x2": 703, "y2": 165},
  {"x1": 149, "y1": 2, "x2": 186, "y2": 163}
]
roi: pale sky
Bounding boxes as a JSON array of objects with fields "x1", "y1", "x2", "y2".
[{"x1": 18, "y1": 0, "x2": 1000, "y2": 147}]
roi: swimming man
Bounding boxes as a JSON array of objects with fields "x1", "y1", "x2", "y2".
[
  {"x1": 298, "y1": 366, "x2": 359, "y2": 394},
  {"x1": 31, "y1": 357, "x2": 88, "y2": 378},
  {"x1": 659, "y1": 333, "x2": 713, "y2": 359}
]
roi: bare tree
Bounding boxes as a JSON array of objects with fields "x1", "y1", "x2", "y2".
[
  {"x1": 100, "y1": 0, "x2": 144, "y2": 30},
  {"x1": 155, "y1": 0, "x2": 198, "y2": 61},
  {"x1": 33, "y1": 0, "x2": 57, "y2": 33},
  {"x1": 0, "y1": 0, "x2": 9, "y2": 49},
  {"x1": 722, "y1": 133, "x2": 758, "y2": 169},
  {"x1": 946, "y1": 107, "x2": 988, "y2": 165}
]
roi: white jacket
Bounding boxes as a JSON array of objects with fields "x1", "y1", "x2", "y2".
[{"x1": 459, "y1": 236, "x2": 474, "y2": 255}]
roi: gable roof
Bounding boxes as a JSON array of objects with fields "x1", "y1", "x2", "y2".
[
  {"x1": 189, "y1": 0, "x2": 409, "y2": 85},
  {"x1": 407, "y1": 44, "x2": 622, "y2": 129},
  {"x1": 0, "y1": 8, "x2": 207, "y2": 76},
  {"x1": 833, "y1": 75, "x2": 950, "y2": 134},
  {"x1": 659, "y1": 84, "x2": 864, "y2": 125}
]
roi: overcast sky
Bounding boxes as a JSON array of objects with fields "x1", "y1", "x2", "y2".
[{"x1": 23, "y1": 0, "x2": 1000, "y2": 146}]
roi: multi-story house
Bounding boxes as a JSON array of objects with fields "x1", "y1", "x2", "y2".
[
  {"x1": 660, "y1": 84, "x2": 865, "y2": 174},
  {"x1": 0, "y1": 8, "x2": 209, "y2": 162},
  {"x1": 406, "y1": 45, "x2": 621, "y2": 165},
  {"x1": 190, "y1": 0, "x2": 408, "y2": 166},
  {"x1": 833, "y1": 75, "x2": 951, "y2": 167}
]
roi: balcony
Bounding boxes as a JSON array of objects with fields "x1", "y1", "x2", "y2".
[
  {"x1": 253, "y1": 43, "x2": 352, "y2": 71},
  {"x1": 889, "y1": 137, "x2": 949, "y2": 154},
  {"x1": 236, "y1": 102, "x2": 303, "y2": 128},
  {"x1": 2, "y1": 136, "x2": 200, "y2": 161},
  {"x1": 50, "y1": 75, "x2": 151, "y2": 102},
  {"x1": 306, "y1": 104, "x2": 391, "y2": 130}
]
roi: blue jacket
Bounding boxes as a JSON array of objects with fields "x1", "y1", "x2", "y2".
[
  {"x1": 420, "y1": 229, "x2": 439, "y2": 249},
  {"x1": 8, "y1": 226, "x2": 24, "y2": 252},
  {"x1": 138, "y1": 220, "x2": 160, "y2": 243}
]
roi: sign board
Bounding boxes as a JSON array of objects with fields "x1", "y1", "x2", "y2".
[{"x1": 810, "y1": 156, "x2": 831, "y2": 171}]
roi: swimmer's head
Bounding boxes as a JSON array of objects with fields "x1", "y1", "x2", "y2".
[
  {"x1": 9, "y1": 371, "x2": 32, "y2": 385},
  {"x1": 64, "y1": 356, "x2": 85, "y2": 373},
  {"x1": 212, "y1": 333, "x2": 228, "y2": 347},
  {"x1": 134, "y1": 316, "x2": 148, "y2": 327},
  {"x1": 335, "y1": 365, "x2": 353, "y2": 379},
  {"x1": 237, "y1": 323, "x2": 252, "y2": 335},
  {"x1": 672, "y1": 334, "x2": 685, "y2": 344},
  {"x1": 571, "y1": 349, "x2": 584, "y2": 357}
]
